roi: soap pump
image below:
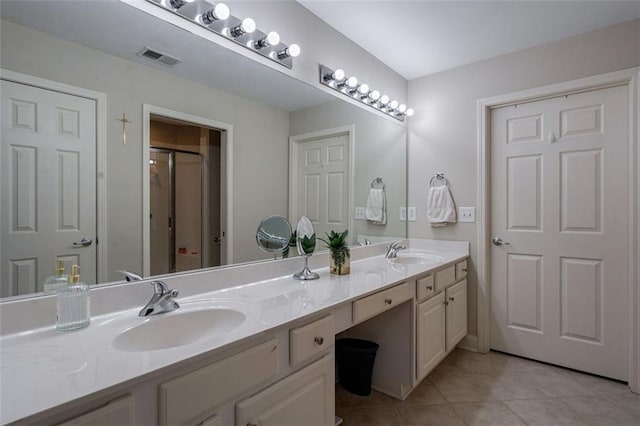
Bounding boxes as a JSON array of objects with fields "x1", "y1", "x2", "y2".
[
  {"x1": 44, "y1": 260, "x2": 68, "y2": 293},
  {"x1": 56, "y1": 265, "x2": 90, "y2": 332}
]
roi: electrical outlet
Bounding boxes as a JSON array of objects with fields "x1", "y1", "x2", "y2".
[
  {"x1": 458, "y1": 207, "x2": 476, "y2": 223},
  {"x1": 399, "y1": 207, "x2": 407, "y2": 221},
  {"x1": 408, "y1": 207, "x2": 417, "y2": 222},
  {"x1": 355, "y1": 207, "x2": 366, "y2": 220}
]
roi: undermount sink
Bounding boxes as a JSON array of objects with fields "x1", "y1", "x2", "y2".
[
  {"x1": 112, "y1": 307, "x2": 246, "y2": 352},
  {"x1": 390, "y1": 251, "x2": 444, "y2": 265}
]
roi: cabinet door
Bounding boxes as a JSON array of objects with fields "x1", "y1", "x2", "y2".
[
  {"x1": 236, "y1": 355, "x2": 334, "y2": 426},
  {"x1": 417, "y1": 292, "x2": 446, "y2": 381},
  {"x1": 446, "y1": 279, "x2": 468, "y2": 351},
  {"x1": 57, "y1": 395, "x2": 134, "y2": 425}
]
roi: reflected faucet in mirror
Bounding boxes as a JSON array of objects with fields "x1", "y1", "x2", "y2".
[{"x1": 117, "y1": 271, "x2": 143, "y2": 282}]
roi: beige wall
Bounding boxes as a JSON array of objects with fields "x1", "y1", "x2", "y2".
[{"x1": 407, "y1": 19, "x2": 640, "y2": 336}]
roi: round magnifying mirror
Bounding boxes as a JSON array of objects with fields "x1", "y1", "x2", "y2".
[
  {"x1": 295, "y1": 216, "x2": 316, "y2": 256},
  {"x1": 256, "y1": 215, "x2": 292, "y2": 257},
  {"x1": 293, "y1": 216, "x2": 319, "y2": 280}
]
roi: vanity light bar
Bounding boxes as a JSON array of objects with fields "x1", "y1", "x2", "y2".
[
  {"x1": 319, "y1": 65, "x2": 413, "y2": 121},
  {"x1": 147, "y1": 0, "x2": 300, "y2": 68}
]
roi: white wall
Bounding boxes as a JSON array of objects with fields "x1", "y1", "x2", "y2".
[
  {"x1": 1, "y1": 19, "x2": 291, "y2": 281},
  {"x1": 407, "y1": 19, "x2": 640, "y2": 336}
]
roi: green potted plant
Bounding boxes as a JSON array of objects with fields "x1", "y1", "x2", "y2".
[{"x1": 319, "y1": 230, "x2": 350, "y2": 275}]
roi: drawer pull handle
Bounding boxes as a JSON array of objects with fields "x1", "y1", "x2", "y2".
[
  {"x1": 462, "y1": 268, "x2": 467, "y2": 272},
  {"x1": 314, "y1": 336, "x2": 324, "y2": 345},
  {"x1": 449, "y1": 296, "x2": 455, "y2": 302},
  {"x1": 384, "y1": 298, "x2": 392, "y2": 305},
  {"x1": 426, "y1": 285, "x2": 433, "y2": 290}
]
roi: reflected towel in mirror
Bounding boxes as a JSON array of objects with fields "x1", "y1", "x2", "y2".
[{"x1": 366, "y1": 188, "x2": 386, "y2": 225}]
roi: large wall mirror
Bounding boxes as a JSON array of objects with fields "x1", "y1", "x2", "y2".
[{"x1": 0, "y1": 1, "x2": 407, "y2": 299}]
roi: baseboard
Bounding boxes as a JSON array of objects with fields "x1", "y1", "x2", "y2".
[{"x1": 457, "y1": 334, "x2": 479, "y2": 352}]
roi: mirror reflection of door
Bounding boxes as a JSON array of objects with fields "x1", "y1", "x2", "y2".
[
  {"x1": 294, "y1": 132, "x2": 350, "y2": 241},
  {"x1": 1, "y1": 80, "x2": 97, "y2": 296},
  {"x1": 149, "y1": 117, "x2": 221, "y2": 275}
]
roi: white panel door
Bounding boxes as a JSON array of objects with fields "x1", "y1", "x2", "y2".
[
  {"x1": 296, "y1": 134, "x2": 349, "y2": 239},
  {"x1": 417, "y1": 292, "x2": 446, "y2": 381},
  {"x1": 490, "y1": 85, "x2": 629, "y2": 380},
  {"x1": 1, "y1": 80, "x2": 96, "y2": 295}
]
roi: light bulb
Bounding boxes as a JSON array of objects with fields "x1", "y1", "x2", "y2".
[
  {"x1": 389, "y1": 100, "x2": 399, "y2": 110},
  {"x1": 332, "y1": 69, "x2": 345, "y2": 81},
  {"x1": 379, "y1": 95, "x2": 389, "y2": 105},
  {"x1": 288, "y1": 44, "x2": 301, "y2": 57},
  {"x1": 345, "y1": 76, "x2": 358, "y2": 88},
  {"x1": 406, "y1": 108, "x2": 414, "y2": 117},
  {"x1": 357, "y1": 83, "x2": 370, "y2": 96},
  {"x1": 230, "y1": 17, "x2": 255, "y2": 37},
  {"x1": 255, "y1": 31, "x2": 280, "y2": 49},
  {"x1": 369, "y1": 90, "x2": 381, "y2": 101},
  {"x1": 201, "y1": 2, "x2": 230, "y2": 24},
  {"x1": 277, "y1": 44, "x2": 301, "y2": 59},
  {"x1": 266, "y1": 31, "x2": 280, "y2": 46},
  {"x1": 398, "y1": 104, "x2": 407, "y2": 113},
  {"x1": 241, "y1": 18, "x2": 256, "y2": 33}
]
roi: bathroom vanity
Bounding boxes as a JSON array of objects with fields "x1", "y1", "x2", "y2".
[{"x1": 0, "y1": 239, "x2": 468, "y2": 425}]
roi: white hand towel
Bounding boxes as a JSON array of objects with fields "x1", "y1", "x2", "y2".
[
  {"x1": 427, "y1": 186, "x2": 456, "y2": 227},
  {"x1": 366, "y1": 188, "x2": 386, "y2": 225}
]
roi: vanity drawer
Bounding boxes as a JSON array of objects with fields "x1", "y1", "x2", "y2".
[
  {"x1": 456, "y1": 260, "x2": 468, "y2": 280},
  {"x1": 353, "y1": 282, "x2": 411, "y2": 323},
  {"x1": 158, "y1": 338, "x2": 278, "y2": 425},
  {"x1": 435, "y1": 265, "x2": 456, "y2": 292},
  {"x1": 416, "y1": 275, "x2": 435, "y2": 302},
  {"x1": 290, "y1": 314, "x2": 334, "y2": 366}
]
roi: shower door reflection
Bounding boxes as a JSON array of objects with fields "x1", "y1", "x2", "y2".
[{"x1": 149, "y1": 148, "x2": 203, "y2": 275}]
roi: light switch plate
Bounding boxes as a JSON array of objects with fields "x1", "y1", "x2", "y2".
[
  {"x1": 408, "y1": 207, "x2": 417, "y2": 222},
  {"x1": 355, "y1": 207, "x2": 365, "y2": 220},
  {"x1": 458, "y1": 207, "x2": 476, "y2": 223},
  {"x1": 399, "y1": 207, "x2": 407, "y2": 221}
]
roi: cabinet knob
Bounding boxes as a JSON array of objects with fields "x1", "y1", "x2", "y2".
[
  {"x1": 247, "y1": 423, "x2": 257, "y2": 426},
  {"x1": 444, "y1": 301, "x2": 449, "y2": 306},
  {"x1": 314, "y1": 336, "x2": 324, "y2": 345},
  {"x1": 384, "y1": 298, "x2": 392, "y2": 305},
  {"x1": 426, "y1": 285, "x2": 433, "y2": 290},
  {"x1": 449, "y1": 296, "x2": 455, "y2": 302},
  {"x1": 462, "y1": 268, "x2": 467, "y2": 272}
]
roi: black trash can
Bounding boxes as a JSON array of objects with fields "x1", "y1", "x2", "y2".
[{"x1": 336, "y1": 338, "x2": 379, "y2": 396}]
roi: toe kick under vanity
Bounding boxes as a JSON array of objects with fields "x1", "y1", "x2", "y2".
[{"x1": 0, "y1": 239, "x2": 468, "y2": 425}]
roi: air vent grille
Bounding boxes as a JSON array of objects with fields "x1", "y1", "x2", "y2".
[{"x1": 136, "y1": 47, "x2": 182, "y2": 67}]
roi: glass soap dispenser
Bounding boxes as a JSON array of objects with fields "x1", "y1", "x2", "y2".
[
  {"x1": 44, "y1": 259, "x2": 68, "y2": 293},
  {"x1": 56, "y1": 265, "x2": 90, "y2": 332}
]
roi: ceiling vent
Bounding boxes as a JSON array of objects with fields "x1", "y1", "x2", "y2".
[{"x1": 136, "y1": 47, "x2": 182, "y2": 67}]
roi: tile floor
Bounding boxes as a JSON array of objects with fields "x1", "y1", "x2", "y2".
[{"x1": 335, "y1": 349, "x2": 640, "y2": 426}]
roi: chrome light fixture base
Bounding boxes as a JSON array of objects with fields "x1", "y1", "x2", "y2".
[
  {"x1": 319, "y1": 64, "x2": 413, "y2": 121},
  {"x1": 146, "y1": 0, "x2": 297, "y2": 68}
]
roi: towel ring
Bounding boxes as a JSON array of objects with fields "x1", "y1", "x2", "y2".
[
  {"x1": 371, "y1": 177, "x2": 385, "y2": 190},
  {"x1": 429, "y1": 173, "x2": 449, "y2": 188}
]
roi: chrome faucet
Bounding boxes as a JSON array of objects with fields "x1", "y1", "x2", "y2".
[
  {"x1": 385, "y1": 241, "x2": 407, "y2": 259},
  {"x1": 139, "y1": 281, "x2": 180, "y2": 317},
  {"x1": 117, "y1": 270, "x2": 143, "y2": 281}
]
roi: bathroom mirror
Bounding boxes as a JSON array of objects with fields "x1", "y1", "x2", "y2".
[
  {"x1": 0, "y1": 0, "x2": 407, "y2": 298},
  {"x1": 256, "y1": 216, "x2": 292, "y2": 256},
  {"x1": 293, "y1": 216, "x2": 319, "y2": 280}
]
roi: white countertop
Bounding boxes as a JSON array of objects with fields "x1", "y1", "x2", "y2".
[{"x1": 0, "y1": 239, "x2": 468, "y2": 424}]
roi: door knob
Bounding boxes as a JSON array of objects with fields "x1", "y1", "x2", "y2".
[
  {"x1": 72, "y1": 238, "x2": 93, "y2": 247},
  {"x1": 492, "y1": 237, "x2": 510, "y2": 246}
]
